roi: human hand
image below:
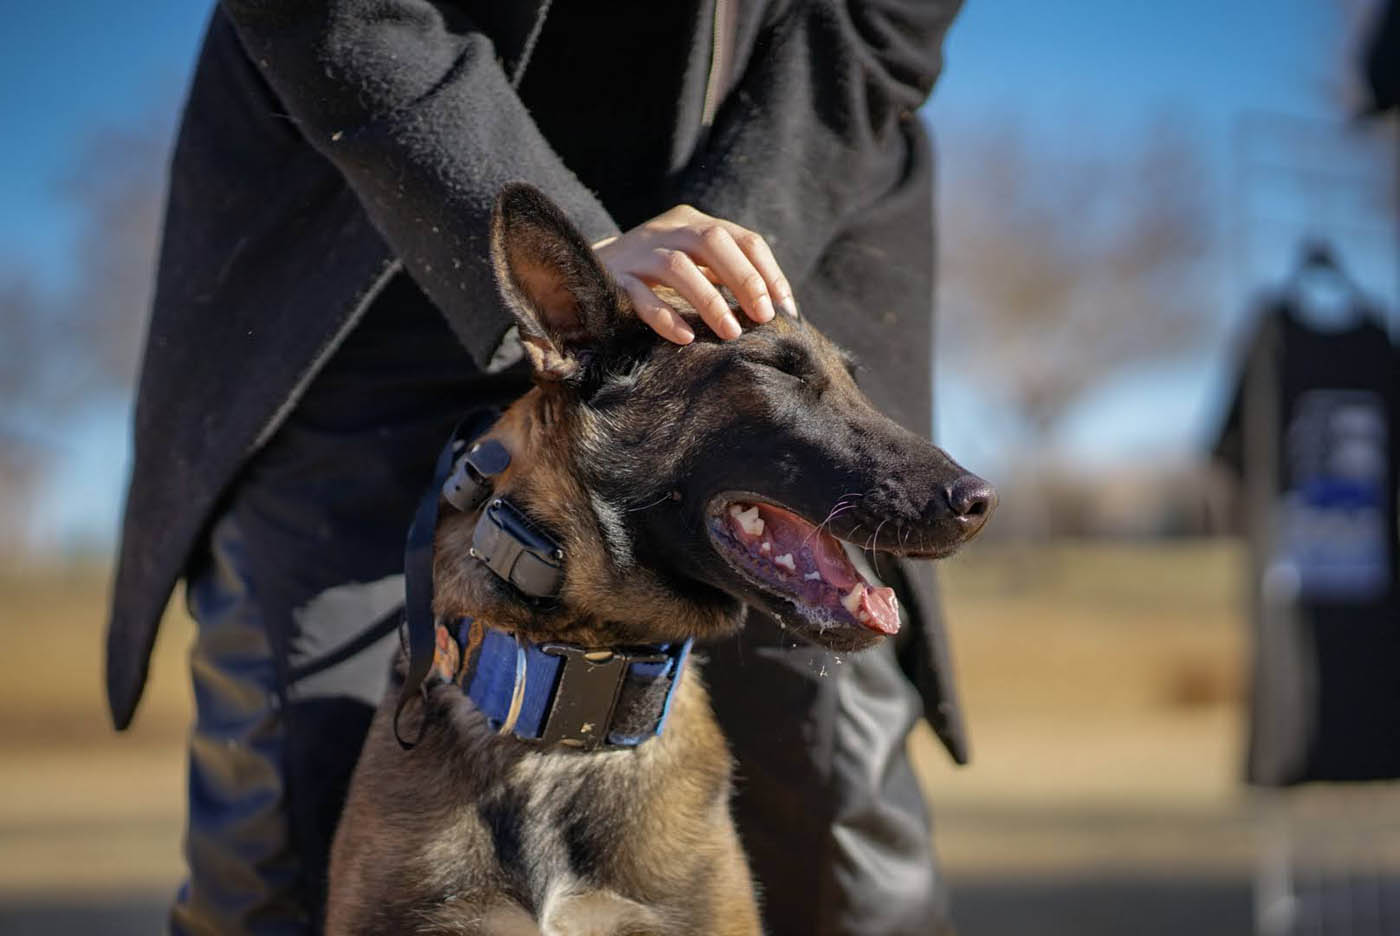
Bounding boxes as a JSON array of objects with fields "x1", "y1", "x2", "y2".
[{"x1": 593, "y1": 205, "x2": 797, "y2": 344}]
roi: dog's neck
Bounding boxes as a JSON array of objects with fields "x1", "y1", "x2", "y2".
[{"x1": 417, "y1": 397, "x2": 735, "y2": 752}]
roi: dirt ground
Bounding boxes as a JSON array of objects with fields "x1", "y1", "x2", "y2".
[{"x1": 0, "y1": 540, "x2": 1272, "y2": 933}]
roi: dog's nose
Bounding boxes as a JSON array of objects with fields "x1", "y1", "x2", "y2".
[{"x1": 946, "y1": 474, "x2": 996, "y2": 536}]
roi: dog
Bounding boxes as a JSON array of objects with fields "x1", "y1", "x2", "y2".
[{"x1": 324, "y1": 184, "x2": 994, "y2": 935}]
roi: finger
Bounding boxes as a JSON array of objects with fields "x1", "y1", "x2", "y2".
[
  {"x1": 723, "y1": 223, "x2": 797, "y2": 317},
  {"x1": 619, "y1": 275, "x2": 695, "y2": 344},
  {"x1": 644, "y1": 249, "x2": 742, "y2": 340},
  {"x1": 688, "y1": 225, "x2": 774, "y2": 324}
]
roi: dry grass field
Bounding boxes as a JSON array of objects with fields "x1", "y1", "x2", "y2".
[{"x1": 0, "y1": 539, "x2": 1266, "y2": 933}]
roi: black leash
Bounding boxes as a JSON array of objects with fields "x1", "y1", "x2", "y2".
[
  {"x1": 394, "y1": 409, "x2": 502, "y2": 748},
  {"x1": 393, "y1": 408, "x2": 568, "y2": 749}
]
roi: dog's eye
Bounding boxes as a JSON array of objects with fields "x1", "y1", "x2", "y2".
[
  {"x1": 747, "y1": 359, "x2": 805, "y2": 384},
  {"x1": 752, "y1": 343, "x2": 814, "y2": 380}
]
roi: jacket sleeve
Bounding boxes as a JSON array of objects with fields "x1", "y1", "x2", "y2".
[
  {"x1": 218, "y1": 0, "x2": 620, "y2": 362},
  {"x1": 675, "y1": 0, "x2": 963, "y2": 284}
]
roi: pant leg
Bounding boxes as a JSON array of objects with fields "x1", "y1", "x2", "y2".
[
  {"x1": 829, "y1": 634, "x2": 951, "y2": 935},
  {"x1": 708, "y1": 609, "x2": 951, "y2": 936},
  {"x1": 279, "y1": 574, "x2": 405, "y2": 925},
  {"x1": 169, "y1": 275, "x2": 531, "y2": 934},
  {"x1": 172, "y1": 507, "x2": 407, "y2": 936},
  {"x1": 170, "y1": 413, "x2": 456, "y2": 934},
  {"x1": 171, "y1": 512, "x2": 307, "y2": 936}
]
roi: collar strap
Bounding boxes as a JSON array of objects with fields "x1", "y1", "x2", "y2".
[{"x1": 433, "y1": 619, "x2": 692, "y2": 751}]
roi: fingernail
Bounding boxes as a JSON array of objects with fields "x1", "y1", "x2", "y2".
[
  {"x1": 676, "y1": 323, "x2": 696, "y2": 343},
  {"x1": 755, "y1": 295, "x2": 775, "y2": 322},
  {"x1": 779, "y1": 296, "x2": 798, "y2": 318},
  {"x1": 723, "y1": 316, "x2": 742, "y2": 339}
]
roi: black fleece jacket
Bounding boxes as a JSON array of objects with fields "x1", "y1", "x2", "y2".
[{"x1": 107, "y1": 0, "x2": 969, "y2": 760}]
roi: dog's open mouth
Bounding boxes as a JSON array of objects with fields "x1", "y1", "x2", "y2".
[{"x1": 707, "y1": 499, "x2": 900, "y2": 636}]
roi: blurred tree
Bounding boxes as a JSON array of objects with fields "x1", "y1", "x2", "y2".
[
  {"x1": 60, "y1": 116, "x2": 170, "y2": 394},
  {"x1": 938, "y1": 119, "x2": 1217, "y2": 537},
  {"x1": 0, "y1": 112, "x2": 171, "y2": 552},
  {"x1": 0, "y1": 272, "x2": 52, "y2": 549},
  {"x1": 941, "y1": 120, "x2": 1215, "y2": 448},
  {"x1": 0, "y1": 272, "x2": 50, "y2": 412}
]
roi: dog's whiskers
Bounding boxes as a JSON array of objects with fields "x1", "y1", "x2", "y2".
[
  {"x1": 801, "y1": 499, "x2": 858, "y2": 548},
  {"x1": 864, "y1": 518, "x2": 889, "y2": 561},
  {"x1": 799, "y1": 491, "x2": 867, "y2": 548},
  {"x1": 626, "y1": 491, "x2": 675, "y2": 513},
  {"x1": 869, "y1": 519, "x2": 891, "y2": 577}
]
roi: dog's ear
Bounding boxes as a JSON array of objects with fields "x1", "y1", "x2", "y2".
[{"x1": 490, "y1": 184, "x2": 629, "y2": 381}]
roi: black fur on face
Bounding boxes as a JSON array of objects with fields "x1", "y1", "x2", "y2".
[{"x1": 439, "y1": 184, "x2": 994, "y2": 652}]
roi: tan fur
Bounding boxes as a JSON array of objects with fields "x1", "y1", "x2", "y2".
[{"x1": 327, "y1": 660, "x2": 759, "y2": 935}]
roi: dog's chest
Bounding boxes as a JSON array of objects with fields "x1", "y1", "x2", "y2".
[
  {"x1": 423, "y1": 752, "x2": 678, "y2": 935},
  {"x1": 330, "y1": 667, "x2": 743, "y2": 934},
  {"x1": 464, "y1": 887, "x2": 663, "y2": 936}
]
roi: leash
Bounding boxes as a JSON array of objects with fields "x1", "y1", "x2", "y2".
[
  {"x1": 396, "y1": 408, "x2": 505, "y2": 748},
  {"x1": 395, "y1": 411, "x2": 691, "y2": 752}
]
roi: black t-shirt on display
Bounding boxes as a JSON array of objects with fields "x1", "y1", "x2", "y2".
[{"x1": 1216, "y1": 297, "x2": 1400, "y2": 784}]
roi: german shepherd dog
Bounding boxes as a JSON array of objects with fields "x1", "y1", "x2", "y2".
[{"x1": 325, "y1": 185, "x2": 994, "y2": 935}]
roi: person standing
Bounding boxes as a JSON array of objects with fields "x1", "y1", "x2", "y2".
[{"x1": 105, "y1": 1, "x2": 969, "y2": 932}]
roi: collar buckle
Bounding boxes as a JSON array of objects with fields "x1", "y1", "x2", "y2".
[
  {"x1": 455, "y1": 623, "x2": 692, "y2": 752},
  {"x1": 536, "y1": 644, "x2": 669, "y2": 750}
]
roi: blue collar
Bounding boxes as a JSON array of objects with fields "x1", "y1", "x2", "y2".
[{"x1": 433, "y1": 619, "x2": 692, "y2": 751}]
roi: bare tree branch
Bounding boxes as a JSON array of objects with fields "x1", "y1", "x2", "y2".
[{"x1": 940, "y1": 118, "x2": 1218, "y2": 441}]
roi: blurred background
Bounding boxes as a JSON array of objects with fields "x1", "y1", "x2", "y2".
[{"x1": 1, "y1": 1, "x2": 1398, "y2": 934}]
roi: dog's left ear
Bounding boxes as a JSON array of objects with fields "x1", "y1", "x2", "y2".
[{"x1": 490, "y1": 184, "x2": 629, "y2": 381}]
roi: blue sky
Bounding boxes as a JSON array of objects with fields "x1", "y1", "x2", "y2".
[
  {"x1": 927, "y1": 0, "x2": 1395, "y2": 475},
  {"x1": 2, "y1": 0, "x2": 209, "y2": 290},
  {"x1": 3, "y1": 0, "x2": 1396, "y2": 550}
]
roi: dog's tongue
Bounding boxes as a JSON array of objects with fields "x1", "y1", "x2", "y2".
[
  {"x1": 752, "y1": 504, "x2": 899, "y2": 634},
  {"x1": 755, "y1": 504, "x2": 857, "y2": 590},
  {"x1": 860, "y1": 585, "x2": 900, "y2": 635}
]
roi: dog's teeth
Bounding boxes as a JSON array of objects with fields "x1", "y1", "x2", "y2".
[
  {"x1": 857, "y1": 610, "x2": 870, "y2": 623},
  {"x1": 840, "y1": 583, "x2": 866, "y2": 615},
  {"x1": 804, "y1": 571, "x2": 822, "y2": 581},
  {"x1": 729, "y1": 503, "x2": 765, "y2": 537},
  {"x1": 774, "y1": 553, "x2": 796, "y2": 572},
  {"x1": 759, "y1": 541, "x2": 772, "y2": 555}
]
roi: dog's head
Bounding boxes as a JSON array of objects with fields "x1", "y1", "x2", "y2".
[{"x1": 433, "y1": 184, "x2": 994, "y2": 652}]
